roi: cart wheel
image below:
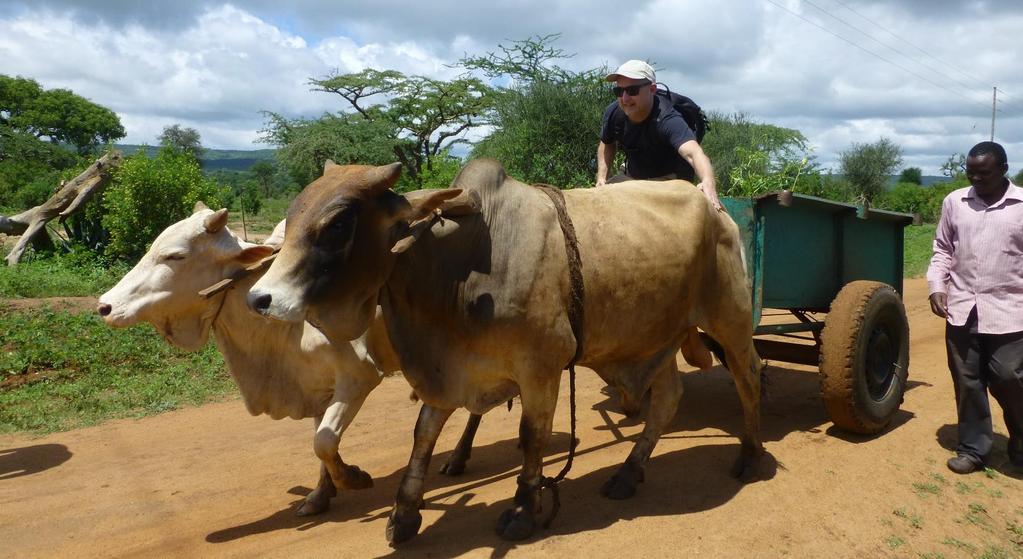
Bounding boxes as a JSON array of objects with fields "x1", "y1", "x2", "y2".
[{"x1": 820, "y1": 280, "x2": 909, "y2": 434}]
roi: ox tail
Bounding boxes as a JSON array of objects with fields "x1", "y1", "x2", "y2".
[{"x1": 679, "y1": 326, "x2": 714, "y2": 370}]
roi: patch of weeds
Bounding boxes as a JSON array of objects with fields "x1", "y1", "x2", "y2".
[
  {"x1": 976, "y1": 545, "x2": 1011, "y2": 559},
  {"x1": 0, "y1": 307, "x2": 234, "y2": 434},
  {"x1": 885, "y1": 535, "x2": 906, "y2": 550},
  {"x1": 918, "y1": 553, "x2": 945, "y2": 559},
  {"x1": 893, "y1": 507, "x2": 923, "y2": 529},
  {"x1": 880, "y1": 517, "x2": 894, "y2": 528},
  {"x1": 912, "y1": 481, "x2": 941, "y2": 498},
  {"x1": 987, "y1": 488, "x2": 1004, "y2": 498},
  {"x1": 824, "y1": 469, "x2": 836, "y2": 475},
  {"x1": 925, "y1": 457, "x2": 938, "y2": 466},
  {"x1": 983, "y1": 467, "x2": 999, "y2": 480},
  {"x1": 1008, "y1": 521, "x2": 1023, "y2": 542},
  {"x1": 955, "y1": 481, "x2": 974, "y2": 494},
  {"x1": 941, "y1": 538, "x2": 976, "y2": 554},
  {"x1": 964, "y1": 503, "x2": 992, "y2": 530},
  {"x1": 929, "y1": 472, "x2": 949, "y2": 486},
  {"x1": 0, "y1": 251, "x2": 131, "y2": 297}
]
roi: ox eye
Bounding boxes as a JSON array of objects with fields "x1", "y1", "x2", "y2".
[
  {"x1": 161, "y1": 253, "x2": 187, "y2": 262},
  {"x1": 320, "y1": 207, "x2": 358, "y2": 254}
]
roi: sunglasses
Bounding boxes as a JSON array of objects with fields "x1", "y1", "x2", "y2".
[{"x1": 613, "y1": 81, "x2": 651, "y2": 97}]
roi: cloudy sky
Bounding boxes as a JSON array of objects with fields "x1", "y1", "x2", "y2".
[{"x1": 1, "y1": 0, "x2": 1021, "y2": 175}]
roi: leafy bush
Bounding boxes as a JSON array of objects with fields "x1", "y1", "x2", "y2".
[
  {"x1": 0, "y1": 247, "x2": 130, "y2": 297},
  {"x1": 101, "y1": 147, "x2": 225, "y2": 260}
]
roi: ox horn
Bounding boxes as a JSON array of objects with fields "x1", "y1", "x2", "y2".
[
  {"x1": 368, "y1": 162, "x2": 404, "y2": 193},
  {"x1": 204, "y1": 208, "x2": 229, "y2": 233}
]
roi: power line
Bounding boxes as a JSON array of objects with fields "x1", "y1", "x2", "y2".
[
  {"x1": 764, "y1": 0, "x2": 994, "y2": 114},
  {"x1": 831, "y1": 0, "x2": 988, "y2": 86},
  {"x1": 805, "y1": 0, "x2": 986, "y2": 102}
]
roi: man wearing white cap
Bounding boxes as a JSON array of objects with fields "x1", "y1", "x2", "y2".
[{"x1": 596, "y1": 59, "x2": 722, "y2": 211}]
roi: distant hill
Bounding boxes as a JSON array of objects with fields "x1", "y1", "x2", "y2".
[{"x1": 113, "y1": 144, "x2": 276, "y2": 172}]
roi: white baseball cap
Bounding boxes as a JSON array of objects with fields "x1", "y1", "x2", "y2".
[{"x1": 605, "y1": 60, "x2": 656, "y2": 83}]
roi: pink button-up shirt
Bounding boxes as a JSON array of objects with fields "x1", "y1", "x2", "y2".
[{"x1": 927, "y1": 180, "x2": 1023, "y2": 334}]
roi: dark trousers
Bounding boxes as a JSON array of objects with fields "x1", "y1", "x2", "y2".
[{"x1": 945, "y1": 310, "x2": 1023, "y2": 464}]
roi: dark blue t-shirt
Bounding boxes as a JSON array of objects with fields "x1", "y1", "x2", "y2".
[{"x1": 600, "y1": 96, "x2": 697, "y2": 181}]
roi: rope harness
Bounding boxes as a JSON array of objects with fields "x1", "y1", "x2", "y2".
[{"x1": 533, "y1": 184, "x2": 585, "y2": 529}]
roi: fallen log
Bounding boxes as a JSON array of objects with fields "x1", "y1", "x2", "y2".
[{"x1": 1, "y1": 150, "x2": 123, "y2": 265}]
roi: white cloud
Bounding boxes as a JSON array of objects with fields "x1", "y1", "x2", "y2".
[{"x1": 1, "y1": 0, "x2": 1022, "y2": 174}]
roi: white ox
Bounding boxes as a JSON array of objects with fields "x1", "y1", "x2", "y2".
[
  {"x1": 248, "y1": 160, "x2": 763, "y2": 543},
  {"x1": 97, "y1": 205, "x2": 483, "y2": 516}
]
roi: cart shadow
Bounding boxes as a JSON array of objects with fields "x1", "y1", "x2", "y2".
[
  {"x1": 935, "y1": 424, "x2": 1023, "y2": 479},
  {"x1": 0, "y1": 443, "x2": 72, "y2": 480},
  {"x1": 595, "y1": 363, "x2": 923, "y2": 446}
]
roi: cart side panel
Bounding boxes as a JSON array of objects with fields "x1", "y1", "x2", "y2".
[
  {"x1": 840, "y1": 214, "x2": 906, "y2": 295},
  {"x1": 721, "y1": 197, "x2": 762, "y2": 326},
  {"x1": 759, "y1": 202, "x2": 840, "y2": 310}
]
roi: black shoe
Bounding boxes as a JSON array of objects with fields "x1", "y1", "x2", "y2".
[{"x1": 947, "y1": 455, "x2": 983, "y2": 474}]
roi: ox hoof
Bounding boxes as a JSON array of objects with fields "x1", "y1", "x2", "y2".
[
  {"x1": 297, "y1": 492, "x2": 332, "y2": 516},
  {"x1": 339, "y1": 465, "x2": 374, "y2": 490},
  {"x1": 730, "y1": 449, "x2": 763, "y2": 483},
  {"x1": 496, "y1": 507, "x2": 536, "y2": 541},
  {"x1": 439, "y1": 456, "x2": 467, "y2": 476},
  {"x1": 600, "y1": 465, "x2": 644, "y2": 500},
  {"x1": 386, "y1": 509, "x2": 422, "y2": 545}
]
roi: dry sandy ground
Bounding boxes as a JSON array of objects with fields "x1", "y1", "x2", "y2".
[{"x1": 2, "y1": 278, "x2": 1022, "y2": 558}]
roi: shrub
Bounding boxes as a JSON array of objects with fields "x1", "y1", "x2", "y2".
[{"x1": 101, "y1": 147, "x2": 225, "y2": 260}]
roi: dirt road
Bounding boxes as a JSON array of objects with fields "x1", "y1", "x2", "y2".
[{"x1": 2, "y1": 278, "x2": 1021, "y2": 558}]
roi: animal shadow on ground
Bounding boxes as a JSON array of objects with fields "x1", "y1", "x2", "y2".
[
  {"x1": 0, "y1": 444, "x2": 72, "y2": 480},
  {"x1": 936, "y1": 423, "x2": 1023, "y2": 480},
  {"x1": 205, "y1": 431, "x2": 571, "y2": 544},
  {"x1": 370, "y1": 363, "x2": 900, "y2": 558}
]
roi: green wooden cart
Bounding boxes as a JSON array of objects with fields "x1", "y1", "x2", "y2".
[{"x1": 715, "y1": 191, "x2": 917, "y2": 434}]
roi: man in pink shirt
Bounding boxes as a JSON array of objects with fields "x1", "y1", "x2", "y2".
[{"x1": 927, "y1": 141, "x2": 1023, "y2": 474}]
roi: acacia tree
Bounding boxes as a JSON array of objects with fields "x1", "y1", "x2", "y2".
[
  {"x1": 1, "y1": 75, "x2": 125, "y2": 208},
  {"x1": 1, "y1": 75, "x2": 124, "y2": 155},
  {"x1": 305, "y1": 69, "x2": 492, "y2": 187},
  {"x1": 464, "y1": 35, "x2": 614, "y2": 187},
  {"x1": 258, "y1": 110, "x2": 399, "y2": 187},
  {"x1": 898, "y1": 167, "x2": 923, "y2": 185},
  {"x1": 158, "y1": 124, "x2": 204, "y2": 161},
  {"x1": 839, "y1": 138, "x2": 903, "y2": 204}
]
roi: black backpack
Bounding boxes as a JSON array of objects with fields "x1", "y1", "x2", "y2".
[{"x1": 655, "y1": 85, "x2": 710, "y2": 143}]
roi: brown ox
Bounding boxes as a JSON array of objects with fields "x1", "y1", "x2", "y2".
[
  {"x1": 97, "y1": 205, "x2": 484, "y2": 516},
  {"x1": 248, "y1": 159, "x2": 762, "y2": 542}
]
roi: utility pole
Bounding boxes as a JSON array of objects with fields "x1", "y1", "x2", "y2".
[{"x1": 991, "y1": 86, "x2": 997, "y2": 141}]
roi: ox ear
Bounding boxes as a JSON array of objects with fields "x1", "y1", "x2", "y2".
[
  {"x1": 368, "y1": 162, "x2": 404, "y2": 193},
  {"x1": 204, "y1": 208, "x2": 229, "y2": 233},
  {"x1": 323, "y1": 159, "x2": 338, "y2": 173},
  {"x1": 390, "y1": 189, "x2": 465, "y2": 254},
  {"x1": 193, "y1": 201, "x2": 210, "y2": 214},
  {"x1": 237, "y1": 244, "x2": 275, "y2": 265}
]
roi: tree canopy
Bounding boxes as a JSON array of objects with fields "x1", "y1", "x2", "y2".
[
  {"x1": 839, "y1": 137, "x2": 903, "y2": 204},
  {"x1": 1, "y1": 75, "x2": 124, "y2": 155},
  {"x1": 158, "y1": 124, "x2": 204, "y2": 161},
  {"x1": 465, "y1": 35, "x2": 614, "y2": 188}
]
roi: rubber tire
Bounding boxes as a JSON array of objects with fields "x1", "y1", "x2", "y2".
[{"x1": 820, "y1": 280, "x2": 910, "y2": 435}]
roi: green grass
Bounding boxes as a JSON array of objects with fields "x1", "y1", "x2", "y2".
[
  {"x1": 0, "y1": 250, "x2": 131, "y2": 298},
  {"x1": 904, "y1": 223, "x2": 937, "y2": 278},
  {"x1": 0, "y1": 307, "x2": 233, "y2": 434}
]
